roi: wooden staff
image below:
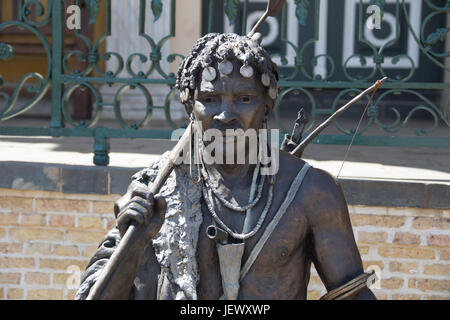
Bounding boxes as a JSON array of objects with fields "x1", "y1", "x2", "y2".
[{"x1": 247, "y1": 0, "x2": 286, "y2": 37}]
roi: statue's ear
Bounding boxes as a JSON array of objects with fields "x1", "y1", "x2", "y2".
[
  {"x1": 180, "y1": 88, "x2": 194, "y2": 115},
  {"x1": 265, "y1": 96, "x2": 274, "y2": 115},
  {"x1": 184, "y1": 103, "x2": 193, "y2": 116}
]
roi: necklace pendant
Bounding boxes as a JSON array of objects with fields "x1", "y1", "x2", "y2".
[
  {"x1": 216, "y1": 242, "x2": 245, "y2": 300},
  {"x1": 206, "y1": 225, "x2": 229, "y2": 244}
]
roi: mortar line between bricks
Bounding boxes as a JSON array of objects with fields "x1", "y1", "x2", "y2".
[
  {"x1": 404, "y1": 217, "x2": 414, "y2": 228},
  {"x1": 382, "y1": 270, "x2": 450, "y2": 280},
  {"x1": 351, "y1": 206, "x2": 446, "y2": 218},
  {"x1": 385, "y1": 229, "x2": 395, "y2": 243},
  {"x1": 74, "y1": 215, "x2": 79, "y2": 228},
  {"x1": 19, "y1": 284, "x2": 57, "y2": 290},
  {"x1": 0, "y1": 189, "x2": 122, "y2": 201},
  {"x1": 354, "y1": 224, "x2": 409, "y2": 229},
  {"x1": 0, "y1": 252, "x2": 90, "y2": 261},
  {"x1": 0, "y1": 252, "x2": 90, "y2": 260},
  {"x1": 414, "y1": 225, "x2": 450, "y2": 232},
  {"x1": 404, "y1": 288, "x2": 450, "y2": 296},
  {"x1": 379, "y1": 256, "x2": 444, "y2": 262},
  {"x1": 7, "y1": 238, "x2": 101, "y2": 246},
  {"x1": 107, "y1": 171, "x2": 111, "y2": 195}
]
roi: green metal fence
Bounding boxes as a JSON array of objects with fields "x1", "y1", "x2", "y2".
[{"x1": 0, "y1": 0, "x2": 449, "y2": 166}]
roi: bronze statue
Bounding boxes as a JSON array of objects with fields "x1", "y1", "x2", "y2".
[{"x1": 75, "y1": 29, "x2": 377, "y2": 300}]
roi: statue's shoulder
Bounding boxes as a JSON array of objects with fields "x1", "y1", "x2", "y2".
[
  {"x1": 279, "y1": 150, "x2": 340, "y2": 187},
  {"x1": 131, "y1": 151, "x2": 172, "y2": 184},
  {"x1": 277, "y1": 150, "x2": 345, "y2": 212}
]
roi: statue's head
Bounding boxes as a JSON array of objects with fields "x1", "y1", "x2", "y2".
[{"x1": 176, "y1": 33, "x2": 279, "y2": 129}]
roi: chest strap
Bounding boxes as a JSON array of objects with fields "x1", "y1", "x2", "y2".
[
  {"x1": 218, "y1": 163, "x2": 311, "y2": 299},
  {"x1": 240, "y1": 162, "x2": 311, "y2": 282}
]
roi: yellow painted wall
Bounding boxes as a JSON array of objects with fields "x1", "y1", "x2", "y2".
[
  {"x1": 0, "y1": 0, "x2": 106, "y2": 83},
  {"x1": 169, "y1": 0, "x2": 202, "y2": 74}
]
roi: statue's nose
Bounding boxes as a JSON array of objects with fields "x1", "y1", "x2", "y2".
[
  {"x1": 213, "y1": 98, "x2": 238, "y2": 125},
  {"x1": 213, "y1": 110, "x2": 238, "y2": 125}
]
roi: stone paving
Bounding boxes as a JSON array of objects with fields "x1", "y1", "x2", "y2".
[
  {"x1": 0, "y1": 117, "x2": 449, "y2": 183},
  {"x1": 1, "y1": 135, "x2": 449, "y2": 182}
]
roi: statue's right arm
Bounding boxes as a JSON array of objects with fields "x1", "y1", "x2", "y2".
[{"x1": 75, "y1": 180, "x2": 166, "y2": 300}]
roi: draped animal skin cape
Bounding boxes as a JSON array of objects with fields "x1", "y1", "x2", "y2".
[{"x1": 75, "y1": 152, "x2": 204, "y2": 300}]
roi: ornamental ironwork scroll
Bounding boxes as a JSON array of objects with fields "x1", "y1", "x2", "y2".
[{"x1": 0, "y1": 0, "x2": 449, "y2": 166}]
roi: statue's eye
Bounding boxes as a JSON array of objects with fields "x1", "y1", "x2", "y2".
[
  {"x1": 239, "y1": 96, "x2": 252, "y2": 103},
  {"x1": 202, "y1": 96, "x2": 217, "y2": 104}
]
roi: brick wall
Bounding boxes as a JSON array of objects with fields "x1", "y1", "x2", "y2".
[
  {"x1": 308, "y1": 206, "x2": 450, "y2": 300},
  {"x1": 0, "y1": 188, "x2": 119, "y2": 300},
  {"x1": 0, "y1": 187, "x2": 448, "y2": 300}
]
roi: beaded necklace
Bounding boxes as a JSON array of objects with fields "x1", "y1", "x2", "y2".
[
  {"x1": 200, "y1": 160, "x2": 266, "y2": 212},
  {"x1": 198, "y1": 135, "x2": 275, "y2": 240},
  {"x1": 201, "y1": 174, "x2": 274, "y2": 240}
]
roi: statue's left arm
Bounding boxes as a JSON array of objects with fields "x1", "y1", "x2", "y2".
[{"x1": 304, "y1": 167, "x2": 376, "y2": 300}]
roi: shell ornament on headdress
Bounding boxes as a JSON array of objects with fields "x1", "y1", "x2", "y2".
[
  {"x1": 197, "y1": 33, "x2": 278, "y2": 101},
  {"x1": 176, "y1": 32, "x2": 280, "y2": 107}
]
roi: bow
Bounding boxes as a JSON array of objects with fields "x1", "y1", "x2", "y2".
[{"x1": 284, "y1": 78, "x2": 388, "y2": 178}]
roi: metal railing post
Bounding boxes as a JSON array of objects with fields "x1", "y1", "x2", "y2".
[
  {"x1": 50, "y1": 0, "x2": 64, "y2": 133},
  {"x1": 93, "y1": 128, "x2": 110, "y2": 166}
]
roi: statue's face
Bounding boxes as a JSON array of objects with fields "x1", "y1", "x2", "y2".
[{"x1": 193, "y1": 59, "x2": 270, "y2": 148}]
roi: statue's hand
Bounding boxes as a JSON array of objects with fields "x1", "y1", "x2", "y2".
[{"x1": 115, "y1": 183, "x2": 167, "y2": 242}]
